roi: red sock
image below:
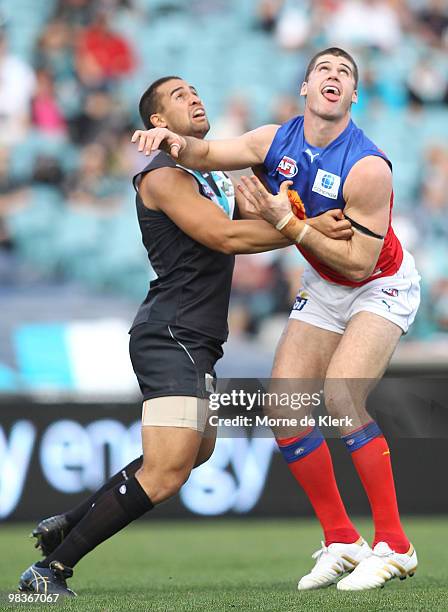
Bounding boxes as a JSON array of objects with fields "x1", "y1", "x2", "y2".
[
  {"x1": 279, "y1": 430, "x2": 359, "y2": 546},
  {"x1": 350, "y1": 434, "x2": 409, "y2": 553}
]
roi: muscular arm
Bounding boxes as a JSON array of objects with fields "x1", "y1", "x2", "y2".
[
  {"x1": 238, "y1": 190, "x2": 354, "y2": 240},
  {"x1": 237, "y1": 174, "x2": 354, "y2": 240},
  {"x1": 300, "y1": 156, "x2": 390, "y2": 280},
  {"x1": 140, "y1": 167, "x2": 291, "y2": 255},
  {"x1": 239, "y1": 156, "x2": 391, "y2": 282},
  {"x1": 133, "y1": 125, "x2": 279, "y2": 172}
]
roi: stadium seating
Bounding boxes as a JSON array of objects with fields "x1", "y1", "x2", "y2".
[{"x1": 1, "y1": 0, "x2": 447, "y2": 340}]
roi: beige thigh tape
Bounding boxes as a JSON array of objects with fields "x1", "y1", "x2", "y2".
[{"x1": 142, "y1": 396, "x2": 210, "y2": 432}]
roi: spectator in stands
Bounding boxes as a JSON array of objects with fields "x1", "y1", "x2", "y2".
[
  {"x1": 64, "y1": 143, "x2": 123, "y2": 210},
  {"x1": 109, "y1": 127, "x2": 142, "y2": 180},
  {"x1": 211, "y1": 94, "x2": 252, "y2": 138},
  {"x1": 0, "y1": 147, "x2": 29, "y2": 264},
  {"x1": 32, "y1": 155, "x2": 65, "y2": 189},
  {"x1": 0, "y1": 148, "x2": 24, "y2": 196},
  {"x1": 31, "y1": 70, "x2": 67, "y2": 135},
  {"x1": 229, "y1": 252, "x2": 289, "y2": 336},
  {"x1": 420, "y1": 144, "x2": 448, "y2": 228},
  {"x1": 0, "y1": 28, "x2": 36, "y2": 145},
  {"x1": 255, "y1": 0, "x2": 283, "y2": 33},
  {"x1": 35, "y1": 20, "x2": 75, "y2": 84},
  {"x1": 270, "y1": 93, "x2": 301, "y2": 124},
  {"x1": 67, "y1": 88, "x2": 125, "y2": 144},
  {"x1": 55, "y1": 0, "x2": 95, "y2": 28},
  {"x1": 325, "y1": 0, "x2": 402, "y2": 51},
  {"x1": 274, "y1": 0, "x2": 311, "y2": 51},
  {"x1": 413, "y1": 0, "x2": 448, "y2": 49},
  {"x1": 356, "y1": 63, "x2": 384, "y2": 111},
  {"x1": 75, "y1": 8, "x2": 136, "y2": 88},
  {"x1": 405, "y1": 55, "x2": 448, "y2": 107},
  {"x1": 432, "y1": 280, "x2": 448, "y2": 332}
]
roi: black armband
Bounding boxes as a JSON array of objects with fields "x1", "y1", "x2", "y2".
[{"x1": 344, "y1": 214, "x2": 385, "y2": 240}]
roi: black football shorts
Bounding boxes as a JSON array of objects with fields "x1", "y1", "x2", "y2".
[{"x1": 129, "y1": 322, "x2": 223, "y2": 401}]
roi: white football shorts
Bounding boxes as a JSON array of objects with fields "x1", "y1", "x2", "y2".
[{"x1": 290, "y1": 249, "x2": 421, "y2": 334}]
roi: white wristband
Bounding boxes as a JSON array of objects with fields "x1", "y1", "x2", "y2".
[
  {"x1": 275, "y1": 211, "x2": 294, "y2": 231},
  {"x1": 295, "y1": 223, "x2": 310, "y2": 245}
]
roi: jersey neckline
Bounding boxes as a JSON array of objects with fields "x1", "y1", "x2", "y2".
[{"x1": 303, "y1": 118, "x2": 354, "y2": 154}]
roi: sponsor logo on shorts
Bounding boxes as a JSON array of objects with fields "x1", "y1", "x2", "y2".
[
  {"x1": 381, "y1": 299, "x2": 392, "y2": 312},
  {"x1": 277, "y1": 156, "x2": 298, "y2": 178},
  {"x1": 293, "y1": 290, "x2": 309, "y2": 312},
  {"x1": 119, "y1": 485, "x2": 127, "y2": 495},
  {"x1": 382, "y1": 288, "x2": 399, "y2": 297},
  {"x1": 312, "y1": 169, "x2": 341, "y2": 200}
]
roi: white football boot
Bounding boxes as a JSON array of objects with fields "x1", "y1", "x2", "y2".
[
  {"x1": 337, "y1": 541, "x2": 417, "y2": 591},
  {"x1": 298, "y1": 538, "x2": 372, "y2": 590}
]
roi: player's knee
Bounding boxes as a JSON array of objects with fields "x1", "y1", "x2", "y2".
[
  {"x1": 159, "y1": 469, "x2": 189, "y2": 500},
  {"x1": 323, "y1": 382, "x2": 351, "y2": 418},
  {"x1": 137, "y1": 465, "x2": 191, "y2": 503},
  {"x1": 324, "y1": 381, "x2": 369, "y2": 425}
]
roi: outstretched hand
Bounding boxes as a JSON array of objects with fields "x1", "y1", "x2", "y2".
[
  {"x1": 237, "y1": 176, "x2": 293, "y2": 227},
  {"x1": 131, "y1": 128, "x2": 187, "y2": 158}
]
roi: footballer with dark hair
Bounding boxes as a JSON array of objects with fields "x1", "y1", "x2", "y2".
[
  {"x1": 18, "y1": 74, "x2": 351, "y2": 596},
  {"x1": 133, "y1": 47, "x2": 421, "y2": 591}
]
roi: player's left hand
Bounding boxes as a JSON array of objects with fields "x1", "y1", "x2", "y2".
[
  {"x1": 131, "y1": 128, "x2": 186, "y2": 158},
  {"x1": 307, "y1": 209, "x2": 354, "y2": 240},
  {"x1": 237, "y1": 176, "x2": 292, "y2": 226}
]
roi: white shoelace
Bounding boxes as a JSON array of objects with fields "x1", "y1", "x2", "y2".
[{"x1": 309, "y1": 542, "x2": 345, "y2": 575}]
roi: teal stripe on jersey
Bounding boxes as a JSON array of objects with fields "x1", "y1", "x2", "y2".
[
  {"x1": 211, "y1": 171, "x2": 231, "y2": 216},
  {"x1": 191, "y1": 170, "x2": 232, "y2": 217}
]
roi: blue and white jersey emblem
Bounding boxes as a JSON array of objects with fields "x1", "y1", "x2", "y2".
[
  {"x1": 181, "y1": 167, "x2": 235, "y2": 218},
  {"x1": 312, "y1": 169, "x2": 341, "y2": 200}
]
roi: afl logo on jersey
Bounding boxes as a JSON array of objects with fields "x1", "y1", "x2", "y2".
[{"x1": 276, "y1": 156, "x2": 298, "y2": 178}]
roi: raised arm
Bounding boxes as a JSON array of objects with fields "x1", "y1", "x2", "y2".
[
  {"x1": 139, "y1": 167, "x2": 291, "y2": 254},
  {"x1": 238, "y1": 156, "x2": 391, "y2": 282},
  {"x1": 132, "y1": 124, "x2": 279, "y2": 172},
  {"x1": 237, "y1": 185, "x2": 354, "y2": 241},
  {"x1": 237, "y1": 172, "x2": 353, "y2": 240}
]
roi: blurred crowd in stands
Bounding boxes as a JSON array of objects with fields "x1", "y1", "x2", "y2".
[{"x1": 0, "y1": 0, "x2": 448, "y2": 342}]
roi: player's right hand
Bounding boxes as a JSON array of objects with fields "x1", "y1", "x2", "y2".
[
  {"x1": 307, "y1": 209, "x2": 353, "y2": 240},
  {"x1": 131, "y1": 128, "x2": 187, "y2": 158}
]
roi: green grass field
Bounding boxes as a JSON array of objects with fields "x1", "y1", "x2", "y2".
[{"x1": 1, "y1": 517, "x2": 447, "y2": 611}]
